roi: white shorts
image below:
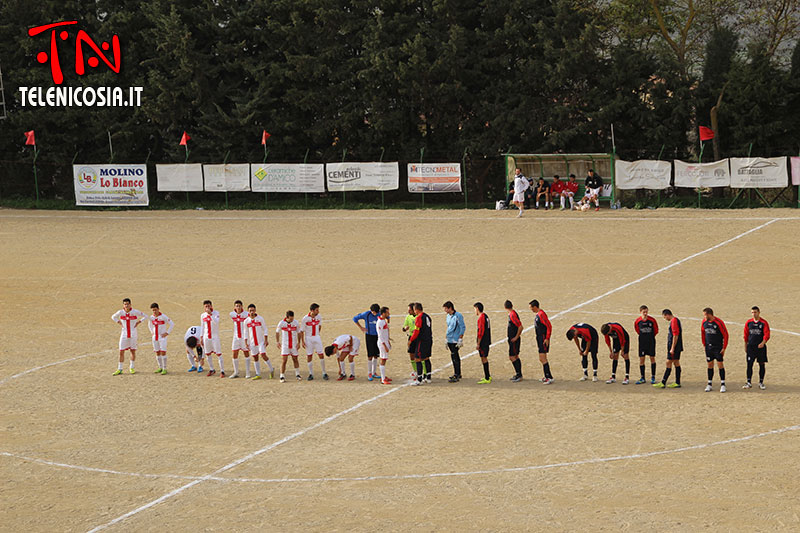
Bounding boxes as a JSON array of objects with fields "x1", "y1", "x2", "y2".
[
  {"x1": 250, "y1": 342, "x2": 266, "y2": 355},
  {"x1": 204, "y1": 337, "x2": 222, "y2": 354},
  {"x1": 348, "y1": 337, "x2": 361, "y2": 356},
  {"x1": 379, "y1": 343, "x2": 390, "y2": 359},
  {"x1": 152, "y1": 337, "x2": 167, "y2": 352},
  {"x1": 586, "y1": 187, "x2": 602, "y2": 199},
  {"x1": 512, "y1": 192, "x2": 525, "y2": 203},
  {"x1": 119, "y1": 335, "x2": 138, "y2": 351},
  {"x1": 282, "y1": 346, "x2": 299, "y2": 357},
  {"x1": 562, "y1": 190, "x2": 574, "y2": 197},
  {"x1": 231, "y1": 337, "x2": 249, "y2": 352},
  {"x1": 306, "y1": 336, "x2": 324, "y2": 355}
]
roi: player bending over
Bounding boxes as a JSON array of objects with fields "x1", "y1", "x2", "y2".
[
  {"x1": 276, "y1": 311, "x2": 301, "y2": 382},
  {"x1": 475, "y1": 302, "x2": 492, "y2": 384},
  {"x1": 376, "y1": 307, "x2": 392, "y2": 384},
  {"x1": 654, "y1": 309, "x2": 682, "y2": 388},
  {"x1": 111, "y1": 298, "x2": 146, "y2": 375},
  {"x1": 201, "y1": 300, "x2": 225, "y2": 377},
  {"x1": 567, "y1": 323, "x2": 599, "y2": 381},
  {"x1": 184, "y1": 325, "x2": 205, "y2": 372},
  {"x1": 601, "y1": 322, "x2": 632, "y2": 384},
  {"x1": 325, "y1": 334, "x2": 361, "y2": 381},
  {"x1": 701, "y1": 307, "x2": 729, "y2": 393},
  {"x1": 743, "y1": 306, "x2": 770, "y2": 390},
  {"x1": 148, "y1": 303, "x2": 174, "y2": 374},
  {"x1": 244, "y1": 304, "x2": 273, "y2": 379},
  {"x1": 229, "y1": 300, "x2": 250, "y2": 378},
  {"x1": 634, "y1": 305, "x2": 658, "y2": 384},
  {"x1": 529, "y1": 299, "x2": 554, "y2": 384},
  {"x1": 302, "y1": 303, "x2": 327, "y2": 380}
]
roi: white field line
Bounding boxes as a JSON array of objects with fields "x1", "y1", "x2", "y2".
[
  {"x1": 85, "y1": 218, "x2": 780, "y2": 532},
  {"x1": 0, "y1": 349, "x2": 114, "y2": 386},
  {"x1": 5, "y1": 424, "x2": 798, "y2": 485}
]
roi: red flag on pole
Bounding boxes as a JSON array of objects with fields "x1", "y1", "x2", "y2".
[
  {"x1": 180, "y1": 131, "x2": 191, "y2": 145},
  {"x1": 699, "y1": 126, "x2": 715, "y2": 141},
  {"x1": 261, "y1": 130, "x2": 271, "y2": 145},
  {"x1": 24, "y1": 130, "x2": 36, "y2": 146}
]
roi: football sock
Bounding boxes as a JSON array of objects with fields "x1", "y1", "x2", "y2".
[
  {"x1": 155, "y1": 355, "x2": 161, "y2": 369},
  {"x1": 569, "y1": 197, "x2": 575, "y2": 208},
  {"x1": 746, "y1": 359, "x2": 754, "y2": 382},
  {"x1": 675, "y1": 366, "x2": 681, "y2": 384},
  {"x1": 217, "y1": 356, "x2": 225, "y2": 373},
  {"x1": 307, "y1": 361, "x2": 314, "y2": 375},
  {"x1": 707, "y1": 367, "x2": 713, "y2": 384},
  {"x1": 591, "y1": 353, "x2": 598, "y2": 371},
  {"x1": 581, "y1": 355, "x2": 588, "y2": 373},
  {"x1": 483, "y1": 362, "x2": 491, "y2": 379},
  {"x1": 543, "y1": 362, "x2": 552, "y2": 379},
  {"x1": 639, "y1": 364, "x2": 645, "y2": 379},
  {"x1": 118, "y1": 362, "x2": 124, "y2": 371},
  {"x1": 349, "y1": 362, "x2": 355, "y2": 376},
  {"x1": 208, "y1": 357, "x2": 215, "y2": 371},
  {"x1": 160, "y1": 356, "x2": 167, "y2": 369},
  {"x1": 233, "y1": 358, "x2": 240, "y2": 374},
  {"x1": 294, "y1": 368, "x2": 300, "y2": 377},
  {"x1": 512, "y1": 358, "x2": 522, "y2": 377},
  {"x1": 624, "y1": 359, "x2": 630, "y2": 377},
  {"x1": 245, "y1": 356, "x2": 251, "y2": 375},
  {"x1": 651, "y1": 362, "x2": 657, "y2": 378},
  {"x1": 560, "y1": 197, "x2": 565, "y2": 209},
  {"x1": 758, "y1": 363, "x2": 765, "y2": 383},
  {"x1": 719, "y1": 368, "x2": 725, "y2": 383},
  {"x1": 661, "y1": 367, "x2": 671, "y2": 385},
  {"x1": 424, "y1": 359, "x2": 432, "y2": 377},
  {"x1": 611, "y1": 359, "x2": 618, "y2": 377},
  {"x1": 339, "y1": 361, "x2": 346, "y2": 374},
  {"x1": 254, "y1": 360, "x2": 261, "y2": 375},
  {"x1": 416, "y1": 361, "x2": 423, "y2": 381},
  {"x1": 186, "y1": 353, "x2": 195, "y2": 366},
  {"x1": 129, "y1": 360, "x2": 135, "y2": 370},
  {"x1": 319, "y1": 359, "x2": 326, "y2": 374},
  {"x1": 265, "y1": 359, "x2": 273, "y2": 371}
]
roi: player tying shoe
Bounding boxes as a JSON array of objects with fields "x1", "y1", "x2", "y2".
[
  {"x1": 701, "y1": 307, "x2": 729, "y2": 393},
  {"x1": 301, "y1": 303, "x2": 327, "y2": 380},
  {"x1": 229, "y1": 300, "x2": 250, "y2": 378},
  {"x1": 276, "y1": 311, "x2": 301, "y2": 382},
  {"x1": 184, "y1": 325, "x2": 204, "y2": 372},
  {"x1": 244, "y1": 304, "x2": 273, "y2": 379},
  {"x1": 325, "y1": 334, "x2": 361, "y2": 381},
  {"x1": 566, "y1": 323, "x2": 600, "y2": 381},
  {"x1": 505, "y1": 300, "x2": 523, "y2": 382},
  {"x1": 111, "y1": 298, "x2": 146, "y2": 375},
  {"x1": 475, "y1": 302, "x2": 492, "y2": 384},
  {"x1": 654, "y1": 309, "x2": 683, "y2": 388},
  {"x1": 601, "y1": 322, "x2": 632, "y2": 384},
  {"x1": 634, "y1": 305, "x2": 658, "y2": 384},
  {"x1": 376, "y1": 306, "x2": 392, "y2": 384},
  {"x1": 743, "y1": 306, "x2": 770, "y2": 390},
  {"x1": 148, "y1": 303, "x2": 174, "y2": 374},
  {"x1": 409, "y1": 302, "x2": 433, "y2": 385},
  {"x1": 529, "y1": 299, "x2": 554, "y2": 384},
  {"x1": 201, "y1": 300, "x2": 225, "y2": 377}
]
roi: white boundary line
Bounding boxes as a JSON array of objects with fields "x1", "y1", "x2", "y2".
[
  {"x1": 5, "y1": 424, "x2": 797, "y2": 485},
  {"x1": 86, "y1": 217, "x2": 780, "y2": 532},
  {"x1": 0, "y1": 349, "x2": 114, "y2": 386}
]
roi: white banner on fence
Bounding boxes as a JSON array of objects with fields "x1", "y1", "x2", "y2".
[
  {"x1": 73, "y1": 164, "x2": 148, "y2": 206},
  {"x1": 615, "y1": 159, "x2": 671, "y2": 190},
  {"x1": 203, "y1": 164, "x2": 251, "y2": 192},
  {"x1": 326, "y1": 162, "x2": 399, "y2": 192},
  {"x1": 674, "y1": 159, "x2": 730, "y2": 188},
  {"x1": 792, "y1": 157, "x2": 800, "y2": 186},
  {"x1": 156, "y1": 164, "x2": 204, "y2": 191},
  {"x1": 729, "y1": 157, "x2": 788, "y2": 188},
  {"x1": 407, "y1": 163, "x2": 462, "y2": 193},
  {"x1": 251, "y1": 163, "x2": 325, "y2": 193}
]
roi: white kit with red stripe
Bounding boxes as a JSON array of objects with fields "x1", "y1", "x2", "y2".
[
  {"x1": 244, "y1": 315, "x2": 268, "y2": 354},
  {"x1": 201, "y1": 310, "x2": 222, "y2": 354},
  {"x1": 112, "y1": 308, "x2": 146, "y2": 350},
  {"x1": 277, "y1": 318, "x2": 300, "y2": 356},
  {"x1": 148, "y1": 313, "x2": 175, "y2": 352},
  {"x1": 230, "y1": 311, "x2": 249, "y2": 351},
  {"x1": 333, "y1": 334, "x2": 360, "y2": 356},
  {"x1": 301, "y1": 313, "x2": 324, "y2": 355}
]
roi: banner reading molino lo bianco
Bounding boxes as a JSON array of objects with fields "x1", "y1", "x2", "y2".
[
  {"x1": 407, "y1": 163, "x2": 462, "y2": 193},
  {"x1": 73, "y1": 164, "x2": 148, "y2": 206}
]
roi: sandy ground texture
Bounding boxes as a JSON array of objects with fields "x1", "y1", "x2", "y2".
[{"x1": 1, "y1": 207, "x2": 799, "y2": 532}]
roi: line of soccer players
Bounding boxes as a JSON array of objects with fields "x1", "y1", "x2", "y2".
[{"x1": 111, "y1": 298, "x2": 771, "y2": 391}]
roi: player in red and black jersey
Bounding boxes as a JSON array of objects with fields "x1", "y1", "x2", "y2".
[
  {"x1": 529, "y1": 300, "x2": 554, "y2": 384},
  {"x1": 474, "y1": 302, "x2": 492, "y2": 384},
  {"x1": 701, "y1": 307, "x2": 729, "y2": 392},
  {"x1": 654, "y1": 309, "x2": 683, "y2": 388},
  {"x1": 408, "y1": 302, "x2": 433, "y2": 385},
  {"x1": 743, "y1": 306, "x2": 770, "y2": 390},
  {"x1": 600, "y1": 322, "x2": 631, "y2": 384},
  {"x1": 505, "y1": 300, "x2": 524, "y2": 381},
  {"x1": 634, "y1": 305, "x2": 659, "y2": 384},
  {"x1": 566, "y1": 323, "x2": 599, "y2": 381}
]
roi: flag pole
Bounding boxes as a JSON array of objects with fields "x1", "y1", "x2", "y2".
[
  {"x1": 263, "y1": 145, "x2": 269, "y2": 208},
  {"x1": 341, "y1": 148, "x2": 347, "y2": 207},
  {"x1": 462, "y1": 147, "x2": 469, "y2": 209},
  {"x1": 107, "y1": 130, "x2": 114, "y2": 163},
  {"x1": 420, "y1": 146, "x2": 425, "y2": 207},
  {"x1": 698, "y1": 141, "x2": 704, "y2": 207},
  {"x1": 223, "y1": 150, "x2": 230, "y2": 209},
  {"x1": 33, "y1": 146, "x2": 40, "y2": 207}
]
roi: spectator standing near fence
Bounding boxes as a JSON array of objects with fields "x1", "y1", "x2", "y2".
[{"x1": 585, "y1": 169, "x2": 603, "y2": 211}]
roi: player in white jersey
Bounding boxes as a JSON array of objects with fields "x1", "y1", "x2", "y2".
[
  {"x1": 229, "y1": 300, "x2": 251, "y2": 378},
  {"x1": 184, "y1": 325, "x2": 205, "y2": 372},
  {"x1": 301, "y1": 303, "x2": 327, "y2": 381},
  {"x1": 276, "y1": 310, "x2": 301, "y2": 382},
  {"x1": 376, "y1": 306, "x2": 392, "y2": 384},
  {"x1": 324, "y1": 334, "x2": 361, "y2": 381},
  {"x1": 201, "y1": 299, "x2": 225, "y2": 377},
  {"x1": 111, "y1": 298, "x2": 146, "y2": 375},
  {"x1": 148, "y1": 302, "x2": 174, "y2": 374},
  {"x1": 244, "y1": 303, "x2": 274, "y2": 379}
]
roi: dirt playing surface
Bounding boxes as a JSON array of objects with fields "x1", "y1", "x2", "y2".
[{"x1": 1, "y1": 208, "x2": 799, "y2": 532}]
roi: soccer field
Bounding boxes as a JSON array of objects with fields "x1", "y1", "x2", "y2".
[{"x1": 1, "y1": 208, "x2": 799, "y2": 532}]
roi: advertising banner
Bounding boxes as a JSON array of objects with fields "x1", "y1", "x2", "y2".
[
  {"x1": 251, "y1": 163, "x2": 325, "y2": 193},
  {"x1": 615, "y1": 159, "x2": 671, "y2": 190},
  {"x1": 407, "y1": 163, "x2": 462, "y2": 193},
  {"x1": 73, "y1": 164, "x2": 148, "y2": 206},
  {"x1": 674, "y1": 159, "x2": 730, "y2": 188},
  {"x1": 203, "y1": 163, "x2": 251, "y2": 192},
  {"x1": 326, "y1": 162, "x2": 399, "y2": 191},
  {"x1": 156, "y1": 164, "x2": 204, "y2": 191},
  {"x1": 792, "y1": 157, "x2": 800, "y2": 186},
  {"x1": 729, "y1": 157, "x2": 788, "y2": 188}
]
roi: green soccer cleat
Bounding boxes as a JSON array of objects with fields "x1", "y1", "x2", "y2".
[
  {"x1": 155, "y1": 368, "x2": 163, "y2": 373},
  {"x1": 112, "y1": 369, "x2": 123, "y2": 376},
  {"x1": 160, "y1": 369, "x2": 167, "y2": 375},
  {"x1": 667, "y1": 383, "x2": 681, "y2": 388},
  {"x1": 129, "y1": 368, "x2": 136, "y2": 374},
  {"x1": 251, "y1": 374, "x2": 262, "y2": 380},
  {"x1": 477, "y1": 377, "x2": 492, "y2": 384},
  {"x1": 653, "y1": 382, "x2": 665, "y2": 388}
]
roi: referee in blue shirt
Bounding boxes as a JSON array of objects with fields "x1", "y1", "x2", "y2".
[
  {"x1": 354, "y1": 304, "x2": 381, "y2": 381},
  {"x1": 443, "y1": 301, "x2": 466, "y2": 382}
]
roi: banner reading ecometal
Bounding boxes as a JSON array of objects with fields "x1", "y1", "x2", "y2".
[
  {"x1": 251, "y1": 163, "x2": 325, "y2": 193},
  {"x1": 73, "y1": 164, "x2": 148, "y2": 206},
  {"x1": 407, "y1": 163, "x2": 462, "y2": 193},
  {"x1": 615, "y1": 160, "x2": 671, "y2": 190},
  {"x1": 326, "y1": 162, "x2": 399, "y2": 191},
  {"x1": 729, "y1": 157, "x2": 788, "y2": 188},
  {"x1": 674, "y1": 159, "x2": 730, "y2": 188}
]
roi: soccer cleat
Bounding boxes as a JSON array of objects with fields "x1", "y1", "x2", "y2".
[
  {"x1": 251, "y1": 375, "x2": 262, "y2": 380},
  {"x1": 720, "y1": 384, "x2": 727, "y2": 393},
  {"x1": 245, "y1": 374, "x2": 251, "y2": 379},
  {"x1": 337, "y1": 373, "x2": 346, "y2": 381},
  {"x1": 160, "y1": 369, "x2": 167, "y2": 375},
  {"x1": 269, "y1": 369, "x2": 275, "y2": 379},
  {"x1": 279, "y1": 376, "x2": 286, "y2": 383},
  {"x1": 229, "y1": 373, "x2": 240, "y2": 379},
  {"x1": 705, "y1": 384, "x2": 713, "y2": 392},
  {"x1": 381, "y1": 378, "x2": 392, "y2": 385},
  {"x1": 207, "y1": 370, "x2": 216, "y2": 377},
  {"x1": 511, "y1": 375, "x2": 522, "y2": 382},
  {"x1": 129, "y1": 368, "x2": 136, "y2": 374},
  {"x1": 410, "y1": 380, "x2": 421, "y2": 386},
  {"x1": 606, "y1": 377, "x2": 616, "y2": 384},
  {"x1": 155, "y1": 368, "x2": 163, "y2": 373},
  {"x1": 650, "y1": 377, "x2": 656, "y2": 384},
  {"x1": 653, "y1": 382, "x2": 665, "y2": 388},
  {"x1": 220, "y1": 372, "x2": 226, "y2": 378},
  {"x1": 448, "y1": 375, "x2": 459, "y2": 383},
  {"x1": 348, "y1": 375, "x2": 355, "y2": 381},
  {"x1": 187, "y1": 366, "x2": 197, "y2": 372},
  {"x1": 622, "y1": 378, "x2": 629, "y2": 385},
  {"x1": 197, "y1": 366, "x2": 204, "y2": 373},
  {"x1": 759, "y1": 383, "x2": 766, "y2": 390},
  {"x1": 635, "y1": 378, "x2": 646, "y2": 384},
  {"x1": 542, "y1": 378, "x2": 554, "y2": 385},
  {"x1": 296, "y1": 374, "x2": 302, "y2": 381},
  {"x1": 477, "y1": 377, "x2": 492, "y2": 384},
  {"x1": 307, "y1": 374, "x2": 314, "y2": 381},
  {"x1": 323, "y1": 373, "x2": 329, "y2": 381},
  {"x1": 579, "y1": 375, "x2": 589, "y2": 381},
  {"x1": 423, "y1": 377, "x2": 430, "y2": 384},
  {"x1": 595, "y1": 207, "x2": 600, "y2": 211},
  {"x1": 112, "y1": 369, "x2": 123, "y2": 376},
  {"x1": 592, "y1": 375, "x2": 599, "y2": 382},
  {"x1": 667, "y1": 383, "x2": 681, "y2": 388},
  {"x1": 743, "y1": 382, "x2": 752, "y2": 389}
]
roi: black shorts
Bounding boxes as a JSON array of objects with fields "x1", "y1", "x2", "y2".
[
  {"x1": 746, "y1": 346, "x2": 768, "y2": 363},
  {"x1": 415, "y1": 340, "x2": 432, "y2": 359},
  {"x1": 536, "y1": 334, "x2": 549, "y2": 354},
  {"x1": 478, "y1": 344, "x2": 490, "y2": 358},
  {"x1": 638, "y1": 340, "x2": 656, "y2": 357},
  {"x1": 580, "y1": 338, "x2": 598, "y2": 356},
  {"x1": 407, "y1": 338, "x2": 418, "y2": 355},
  {"x1": 365, "y1": 334, "x2": 379, "y2": 358},
  {"x1": 612, "y1": 332, "x2": 630, "y2": 355},
  {"x1": 667, "y1": 349, "x2": 681, "y2": 361},
  {"x1": 705, "y1": 345, "x2": 724, "y2": 362},
  {"x1": 508, "y1": 338, "x2": 521, "y2": 356}
]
